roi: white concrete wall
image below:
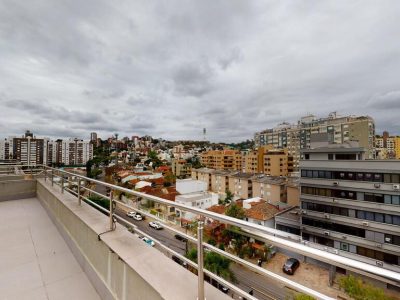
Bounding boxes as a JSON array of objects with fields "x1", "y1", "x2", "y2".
[{"x1": 176, "y1": 179, "x2": 207, "y2": 194}]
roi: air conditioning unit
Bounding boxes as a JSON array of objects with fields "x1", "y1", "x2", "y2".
[
  {"x1": 342, "y1": 235, "x2": 347, "y2": 239},
  {"x1": 362, "y1": 221, "x2": 369, "y2": 226},
  {"x1": 324, "y1": 231, "x2": 330, "y2": 236},
  {"x1": 374, "y1": 183, "x2": 381, "y2": 189},
  {"x1": 333, "y1": 249, "x2": 339, "y2": 254},
  {"x1": 376, "y1": 244, "x2": 382, "y2": 248},
  {"x1": 376, "y1": 261, "x2": 383, "y2": 267},
  {"x1": 333, "y1": 181, "x2": 339, "y2": 186},
  {"x1": 301, "y1": 210, "x2": 307, "y2": 215},
  {"x1": 393, "y1": 184, "x2": 400, "y2": 190},
  {"x1": 324, "y1": 213, "x2": 330, "y2": 219},
  {"x1": 385, "y1": 237, "x2": 392, "y2": 243}
]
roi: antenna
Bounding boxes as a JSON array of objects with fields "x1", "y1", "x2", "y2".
[{"x1": 203, "y1": 128, "x2": 206, "y2": 141}]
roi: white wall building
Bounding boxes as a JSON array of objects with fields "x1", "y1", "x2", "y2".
[{"x1": 175, "y1": 179, "x2": 218, "y2": 220}]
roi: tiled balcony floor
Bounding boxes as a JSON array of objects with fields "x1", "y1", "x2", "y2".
[{"x1": 0, "y1": 198, "x2": 100, "y2": 300}]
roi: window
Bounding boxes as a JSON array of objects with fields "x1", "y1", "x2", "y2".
[
  {"x1": 328, "y1": 154, "x2": 334, "y2": 160},
  {"x1": 305, "y1": 154, "x2": 310, "y2": 160},
  {"x1": 356, "y1": 173, "x2": 364, "y2": 181}
]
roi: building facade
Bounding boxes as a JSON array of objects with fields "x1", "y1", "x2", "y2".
[
  {"x1": 300, "y1": 145, "x2": 400, "y2": 280},
  {"x1": 171, "y1": 159, "x2": 192, "y2": 178},
  {"x1": 200, "y1": 150, "x2": 242, "y2": 171},
  {"x1": 0, "y1": 132, "x2": 93, "y2": 166},
  {"x1": 255, "y1": 113, "x2": 375, "y2": 170},
  {"x1": 375, "y1": 131, "x2": 400, "y2": 159}
]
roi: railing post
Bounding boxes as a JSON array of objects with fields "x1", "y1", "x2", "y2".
[
  {"x1": 109, "y1": 190, "x2": 114, "y2": 230},
  {"x1": 44, "y1": 167, "x2": 47, "y2": 182},
  {"x1": 77, "y1": 177, "x2": 81, "y2": 205},
  {"x1": 61, "y1": 172, "x2": 64, "y2": 194},
  {"x1": 197, "y1": 219, "x2": 205, "y2": 300},
  {"x1": 51, "y1": 169, "x2": 54, "y2": 186}
]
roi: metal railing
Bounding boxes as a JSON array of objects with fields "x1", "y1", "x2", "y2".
[{"x1": 4, "y1": 164, "x2": 400, "y2": 300}]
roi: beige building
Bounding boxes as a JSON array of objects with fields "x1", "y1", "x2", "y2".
[
  {"x1": 171, "y1": 159, "x2": 192, "y2": 178},
  {"x1": 252, "y1": 176, "x2": 287, "y2": 205},
  {"x1": 228, "y1": 173, "x2": 255, "y2": 200},
  {"x1": 200, "y1": 149, "x2": 242, "y2": 170},
  {"x1": 210, "y1": 170, "x2": 234, "y2": 199},
  {"x1": 286, "y1": 178, "x2": 300, "y2": 207},
  {"x1": 375, "y1": 131, "x2": 400, "y2": 159},
  {"x1": 191, "y1": 168, "x2": 214, "y2": 191},
  {"x1": 243, "y1": 145, "x2": 294, "y2": 177}
]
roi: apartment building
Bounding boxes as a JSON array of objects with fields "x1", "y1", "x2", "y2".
[
  {"x1": 375, "y1": 131, "x2": 400, "y2": 159},
  {"x1": 228, "y1": 173, "x2": 255, "y2": 200},
  {"x1": 191, "y1": 168, "x2": 214, "y2": 191},
  {"x1": 252, "y1": 175, "x2": 287, "y2": 205},
  {"x1": 210, "y1": 170, "x2": 234, "y2": 199},
  {"x1": 300, "y1": 144, "x2": 400, "y2": 281},
  {"x1": 242, "y1": 145, "x2": 294, "y2": 176},
  {"x1": 255, "y1": 113, "x2": 375, "y2": 170},
  {"x1": 200, "y1": 149, "x2": 242, "y2": 170},
  {"x1": 171, "y1": 159, "x2": 192, "y2": 178},
  {"x1": 0, "y1": 132, "x2": 93, "y2": 166},
  {"x1": 12, "y1": 131, "x2": 45, "y2": 165}
]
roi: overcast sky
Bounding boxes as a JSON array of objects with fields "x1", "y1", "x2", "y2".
[{"x1": 0, "y1": 1, "x2": 399, "y2": 142}]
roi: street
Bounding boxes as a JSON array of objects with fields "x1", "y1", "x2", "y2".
[
  {"x1": 115, "y1": 208, "x2": 287, "y2": 300},
  {"x1": 92, "y1": 172, "x2": 288, "y2": 300}
]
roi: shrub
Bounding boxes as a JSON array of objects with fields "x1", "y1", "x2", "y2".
[{"x1": 339, "y1": 275, "x2": 394, "y2": 300}]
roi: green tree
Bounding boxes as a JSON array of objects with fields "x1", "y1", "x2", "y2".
[
  {"x1": 225, "y1": 203, "x2": 245, "y2": 220},
  {"x1": 185, "y1": 249, "x2": 234, "y2": 281},
  {"x1": 87, "y1": 195, "x2": 110, "y2": 211},
  {"x1": 86, "y1": 159, "x2": 93, "y2": 177}
]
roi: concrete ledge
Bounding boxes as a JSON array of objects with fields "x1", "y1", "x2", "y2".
[
  {"x1": 36, "y1": 179, "x2": 228, "y2": 300},
  {"x1": 0, "y1": 179, "x2": 36, "y2": 201}
]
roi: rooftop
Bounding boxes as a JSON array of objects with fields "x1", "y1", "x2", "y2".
[{"x1": 0, "y1": 197, "x2": 100, "y2": 299}]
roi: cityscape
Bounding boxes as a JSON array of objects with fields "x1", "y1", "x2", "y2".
[{"x1": 1, "y1": 1, "x2": 400, "y2": 300}]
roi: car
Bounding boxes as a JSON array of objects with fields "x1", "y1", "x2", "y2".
[
  {"x1": 126, "y1": 211, "x2": 136, "y2": 218},
  {"x1": 149, "y1": 221, "x2": 163, "y2": 230},
  {"x1": 172, "y1": 255, "x2": 188, "y2": 267},
  {"x1": 282, "y1": 258, "x2": 300, "y2": 275},
  {"x1": 133, "y1": 214, "x2": 143, "y2": 221},
  {"x1": 218, "y1": 285, "x2": 229, "y2": 294},
  {"x1": 139, "y1": 236, "x2": 155, "y2": 247},
  {"x1": 174, "y1": 234, "x2": 188, "y2": 242}
]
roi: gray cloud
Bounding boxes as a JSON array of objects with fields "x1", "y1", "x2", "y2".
[{"x1": 1, "y1": 1, "x2": 400, "y2": 141}]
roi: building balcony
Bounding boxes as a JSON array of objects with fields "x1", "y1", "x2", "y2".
[
  {"x1": 0, "y1": 166, "x2": 399, "y2": 299},
  {"x1": 302, "y1": 210, "x2": 400, "y2": 236}
]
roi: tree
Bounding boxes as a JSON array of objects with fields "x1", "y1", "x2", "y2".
[
  {"x1": 339, "y1": 275, "x2": 394, "y2": 300},
  {"x1": 185, "y1": 249, "x2": 234, "y2": 281},
  {"x1": 220, "y1": 189, "x2": 233, "y2": 205},
  {"x1": 225, "y1": 203, "x2": 245, "y2": 220},
  {"x1": 294, "y1": 294, "x2": 315, "y2": 300},
  {"x1": 86, "y1": 159, "x2": 93, "y2": 177}
]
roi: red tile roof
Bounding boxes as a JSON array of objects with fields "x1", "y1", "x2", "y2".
[
  {"x1": 245, "y1": 202, "x2": 279, "y2": 221},
  {"x1": 206, "y1": 205, "x2": 226, "y2": 215}
]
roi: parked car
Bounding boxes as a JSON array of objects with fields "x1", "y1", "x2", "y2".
[
  {"x1": 133, "y1": 214, "x2": 143, "y2": 221},
  {"x1": 282, "y1": 258, "x2": 300, "y2": 275},
  {"x1": 172, "y1": 255, "x2": 188, "y2": 267},
  {"x1": 149, "y1": 221, "x2": 163, "y2": 230},
  {"x1": 139, "y1": 236, "x2": 155, "y2": 247},
  {"x1": 126, "y1": 211, "x2": 136, "y2": 218},
  {"x1": 174, "y1": 234, "x2": 188, "y2": 242},
  {"x1": 218, "y1": 285, "x2": 229, "y2": 294}
]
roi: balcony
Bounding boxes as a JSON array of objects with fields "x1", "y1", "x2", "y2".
[{"x1": 0, "y1": 165, "x2": 399, "y2": 300}]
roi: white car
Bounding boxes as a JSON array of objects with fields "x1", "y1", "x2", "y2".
[
  {"x1": 149, "y1": 222, "x2": 163, "y2": 230},
  {"x1": 140, "y1": 236, "x2": 155, "y2": 247},
  {"x1": 133, "y1": 214, "x2": 143, "y2": 221},
  {"x1": 126, "y1": 211, "x2": 136, "y2": 218}
]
